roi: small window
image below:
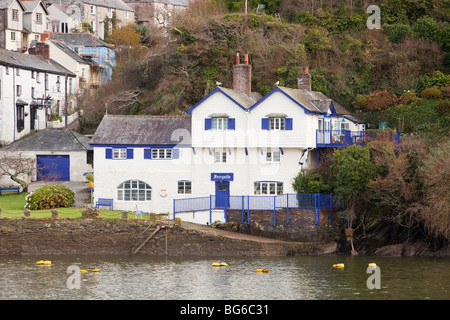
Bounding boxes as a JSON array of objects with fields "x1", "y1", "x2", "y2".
[
  {"x1": 16, "y1": 68, "x2": 20, "y2": 76},
  {"x1": 16, "y1": 85, "x2": 22, "y2": 96},
  {"x1": 36, "y1": 72, "x2": 40, "y2": 83},
  {"x1": 31, "y1": 87, "x2": 35, "y2": 98},
  {"x1": 214, "y1": 150, "x2": 227, "y2": 163},
  {"x1": 254, "y1": 182, "x2": 283, "y2": 195},
  {"x1": 16, "y1": 105, "x2": 24, "y2": 131},
  {"x1": 266, "y1": 150, "x2": 280, "y2": 163},
  {"x1": 152, "y1": 148, "x2": 172, "y2": 159},
  {"x1": 212, "y1": 117, "x2": 228, "y2": 130},
  {"x1": 178, "y1": 181, "x2": 191, "y2": 194},
  {"x1": 113, "y1": 148, "x2": 127, "y2": 159},
  {"x1": 36, "y1": 13, "x2": 42, "y2": 25},
  {"x1": 117, "y1": 180, "x2": 152, "y2": 201},
  {"x1": 12, "y1": 9, "x2": 18, "y2": 21},
  {"x1": 90, "y1": 5, "x2": 95, "y2": 14},
  {"x1": 270, "y1": 117, "x2": 285, "y2": 130},
  {"x1": 5, "y1": 67, "x2": 9, "y2": 75}
]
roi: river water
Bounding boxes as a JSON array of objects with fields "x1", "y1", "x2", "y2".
[{"x1": 0, "y1": 255, "x2": 448, "y2": 300}]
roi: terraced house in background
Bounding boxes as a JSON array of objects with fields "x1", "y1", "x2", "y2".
[{"x1": 90, "y1": 54, "x2": 366, "y2": 223}]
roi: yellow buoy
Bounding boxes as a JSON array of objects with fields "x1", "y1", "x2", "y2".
[
  {"x1": 333, "y1": 263, "x2": 344, "y2": 268},
  {"x1": 36, "y1": 260, "x2": 44, "y2": 265},
  {"x1": 91, "y1": 269, "x2": 100, "y2": 272},
  {"x1": 212, "y1": 262, "x2": 221, "y2": 267},
  {"x1": 220, "y1": 262, "x2": 228, "y2": 267},
  {"x1": 42, "y1": 260, "x2": 51, "y2": 265},
  {"x1": 256, "y1": 268, "x2": 271, "y2": 273},
  {"x1": 368, "y1": 263, "x2": 377, "y2": 267},
  {"x1": 80, "y1": 269, "x2": 88, "y2": 273},
  {"x1": 256, "y1": 269, "x2": 263, "y2": 273}
]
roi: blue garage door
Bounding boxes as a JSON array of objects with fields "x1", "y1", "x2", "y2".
[{"x1": 37, "y1": 155, "x2": 70, "y2": 181}]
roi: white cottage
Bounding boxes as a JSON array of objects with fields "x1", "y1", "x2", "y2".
[{"x1": 90, "y1": 54, "x2": 365, "y2": 223}]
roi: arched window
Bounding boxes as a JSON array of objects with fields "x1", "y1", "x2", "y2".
[{"x1": 117, "y1": 180, "x2": 152, "y2": 201}]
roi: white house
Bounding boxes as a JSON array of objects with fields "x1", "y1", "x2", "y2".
[
  {"x1": 46, "y1": 3, "x2": 78, "y2": 33},
  {"x1": 0, "y1": 45, "x2": 76, "y2": 145},
  {"x1": 125, "y1": 0, "x2": 189, "y2": 28},
  {"x1": 90, "y1": 53, "x2": 365, "y2": 224},
  {"x1": 0, "y1": 0, "x2": 26, "y2": 51},
  {"x1": 22, "y1": 0, "x2": 49, "y2": 49}
]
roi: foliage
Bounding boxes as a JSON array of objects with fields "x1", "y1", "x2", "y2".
[
  {"x1": 389, "y1": 23, "x2": 412, "y2": 43},
  {"x1": 25, "y1": 185, "x2": 75, "y2": 210},
  {"x1": 365, "y1": 89, "x2": 399, "y2": 112},
  {"x1": 332, "y1": 145, "x2": 377, "y2": 204},
  {"x1": 420, "y1": 86, "x2": 443, "y2": 99},
  {"x1": 292, "y1": 168, "x2": 333, "y2": 194}
]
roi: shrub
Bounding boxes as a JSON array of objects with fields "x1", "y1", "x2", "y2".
[
  {"x1": 420, "y1": 86, "x2": 443, "y2": 99},
  {"x1": 436, "y1": 99, "x2": 450, "y2": 114},
  {"x1": 85, "y1": 173, "x2": 94, "y2": 182},
  {"x1": 366, "y1": 89, "x2": 399, "y2": 111},
  {"x1": 389, "y1": 23, "x2": 412, "y2": 43},
  {"x1": 25, "y1": 185, "x2": 75, "y2": 210}
]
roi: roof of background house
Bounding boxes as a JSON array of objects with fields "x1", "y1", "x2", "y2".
[
  {"x1": 21, "y1": 0, "x2": 49, "y2": 15},
  {"x1": 0, "y1": 129, "x2": 92, "y2": 151},
  {"x1": 0, "y1": 48, "x2": 76, "y2": 76},
  {"x1": 84, "y1": 0, "x2": 134, "y2": 11},
  {"x1": 90, "y1": 115, "x2": 192, "y2": 146},
  {"x1": 49, "y1": 39, "x2": 89, "y2": 65},
  {"x1": 0, "y1": 0, "x2": 25, "y2": 10},
  {"x1": 49, "y1": 33, "x2": 111, "y2": 48},
  {"x1": 125, "y1": 0, "x2": 189, "y2": 7}
]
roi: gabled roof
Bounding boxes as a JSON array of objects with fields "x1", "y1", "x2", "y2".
[
  {"x1": 186, "y1": 87, "x2": 262, "y2": 114},
  {"x1": 249, "y1": 86, "x2": 359, "y2": 120},
  {"x1": 49, "y1": 33, "x2": 112, "y2": 48},
  {"x1": 0, "y1": 129, "x2": 91, "y2": 151},
  {"x1": 22, "y1": 0, "x2": 49, "y2": 15},
  {"x1": 84, "y1": 0, "x2": 134, "y2": 11},
  {"x1": 0, "y1": 0, "x2": 25, "y2": 11},
  {"x1": 0, "y1": 48, "x2": 76, "y2": 76},
  {"x1": 90, "y1": 115, "x2": 192, "y2": 146},
  {"x1": 49, "y1": 39, "x2": 89, "y2": 65}
]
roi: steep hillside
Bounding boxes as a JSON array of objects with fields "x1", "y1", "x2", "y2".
[{"x1": 77, "y1": 0, "x2": 450, "y2": 134}]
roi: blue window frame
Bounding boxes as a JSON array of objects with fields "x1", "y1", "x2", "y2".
[
  {"x1": 262, "y1": 117, "x2": 293, "y2": 130},
  {"x1": 205, "y1": 117, "x2": 235, "y2": 130},
  {"x1": 105, "y1": 148, "x2": 133, "y2": 159}
]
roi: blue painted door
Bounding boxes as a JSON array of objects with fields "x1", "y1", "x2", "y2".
[
  {"x1": 37, "y1": 155, "x2": 70, "y2": 181},
  {"x1": 215, "y1": 181, "x2": 230, "y2": 208}
]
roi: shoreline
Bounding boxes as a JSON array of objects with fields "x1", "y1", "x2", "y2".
[{"x1": 0, "y1": 217, "x2": 448, "y2": 257}]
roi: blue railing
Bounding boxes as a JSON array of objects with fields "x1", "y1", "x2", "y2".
[
  {"x1": 173, "y1": 193, "x2": 342, "y2": 227},
  {"x1": 316, "y1": 130, "x2": 367, "y2": 147}
]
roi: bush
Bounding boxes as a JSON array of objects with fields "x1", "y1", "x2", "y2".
[
  {"x1": 436, "y1": 99, "x2": 450, "y2": 114},
  {"x1": 25, "y1": 185, "x2": 75, "y2": 210},
  {"x1": 389, "y1": 23, "x2": 412, "y2": 43},
  {"x1": 420, "y1": 86, "x2": 443, "y2": 99}
]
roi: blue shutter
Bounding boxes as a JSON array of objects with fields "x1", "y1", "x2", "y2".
[
  {"x1": 261, "y1": 118, "x2": 269, "y2": 130},
  {"x1": 126, "y1": 148, "x2": 134, "y2": 159},
  {"x1": 228, "y1": 118, "x2": 235, "y2": 130},
  {"x1": 172, "y1": 148, "x2": 180, "y2": 159},
  {"x1": 205, "y1": 118, "x2": 212, "y2": 130},
  {"x1": 105, "y1": 148, "x2": 112, "y2": 159},
  {"x1": 285, "y1": 118, "x2": 293, "y2": 130},
  {"x1": 144, "y1": 149, "x2": 151, "y2": 159}
]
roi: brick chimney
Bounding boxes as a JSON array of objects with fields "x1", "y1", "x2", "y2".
[
  {"x1": 233, "y1": 53, "x2": 252, "y2": 97},
  {"x1": 29, "y1": 42, "x2": 50, "y2": 60},
  {"x1": 297, "y1": 67, "x2": 311, "y2": 91}
]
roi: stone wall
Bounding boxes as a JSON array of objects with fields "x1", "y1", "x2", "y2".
[
  {"x1": 0, "y1": 218, "x2": 328, "y2": 256},
  {"x1": 225, "y1": 208, "x2": 341, "y2": 242}
]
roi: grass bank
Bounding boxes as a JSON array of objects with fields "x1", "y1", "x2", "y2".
[{"x1": 0, "y1": 193, "x2": 128, "y2": 219}]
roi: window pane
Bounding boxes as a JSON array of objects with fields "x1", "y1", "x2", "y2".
[
  {"x1": 166, "y1": 149, "x2": 172, "y2": 159},
  {"x1": 178, "y1": 182, "x2": 184, "y2": 194},
  {"x1": 261, "y1": 183, "x2": 267, "y2": 195},
  {"x1": 273, "y1": 151, "x2": 280, "y2": 162},
  {"x1": 124, "y1": 190, "x2": 130, "y2": 201},
  {"x1": 124, "y1": 181, "x2": 131, "y2": 189},
  {"x1": 146, "y1": 190, "x2": 152, "y2": 200},
  {"x1": 159, "y1": 149, "x2": 165, "y2": 158},
  {"x1": 266, "y1": 152, "x2": 272, "y2": 162},
  {"x1": 214, "y1": 152, "x2": 220, "y2": 163},
  {"x1": 152, "y1": 149, "x2": 158, "y2": 158},
  {"x1": 131, "y1": 190, "x2": 138, "y2": 201},
  {"x1": 222, "y1": 152, "x2": 227, "y2": 163},
  {"x1": 254, "y1": 183, "x2": 260, "y2": 195},
  {"x1": 269, "y1": 183, "x2": 276, "y2": 195},
  {"x1": 280, "y1": 118, "x2": 285, "y2": 130},
  {"x1": 131, "y1": 180, "x2": 138, "y2": 189},
  {"x1": 138, "y1": 189, "x2": 145, "y2": 201},
  {"x1": 117, "y1": 190, "x2": 123, "y2": 200},
  {"x1": 277, "y1": 183, "x2": 283, "y2": 195},
  {"x1": 212, "y1": 118, "x2": 218, "y2": 130},
  {"x1": 139, "y1": 181, "x2": 145, "y2": 189},
  {"x1": 185, "y1": 182, "x2": 191, "y2": 194}
]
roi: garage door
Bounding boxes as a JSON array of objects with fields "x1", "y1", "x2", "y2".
[{"x1": 37, "y1": 155, "x2": 70, "y2": 181}]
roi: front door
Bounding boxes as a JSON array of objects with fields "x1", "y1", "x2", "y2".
[{"x1": 215, "y1": 181, "x2": 230, "y2": 208}]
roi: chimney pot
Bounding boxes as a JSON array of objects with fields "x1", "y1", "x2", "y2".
[
  {"x1": 236, "y1": 53, "x2": 240, "y2": 65},
  {"x1": 298, "y1": 66, "x2": 311, "y2": 91},
  {"x1": 233, "y1": 53, "x2": 252, "y2": 97}
]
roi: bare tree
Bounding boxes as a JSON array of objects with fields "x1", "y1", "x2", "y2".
[{"x1": 0, "y1": 152, "x2": 35, "y2": 192}]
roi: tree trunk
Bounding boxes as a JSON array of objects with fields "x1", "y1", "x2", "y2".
[{"x1": 10, "y1": 175, "x2": 28, "y2": 193}]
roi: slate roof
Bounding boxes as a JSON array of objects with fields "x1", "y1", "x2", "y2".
[
  {"x1": 90, "y1": 115, "x2": 192, "y2": 146},
  {"x1": 0, "y1": 0, "x2": 25, "y2": 10},
  {"x1": 0, "y1": 48, "x2": 76, "y2": 76},
  {"x1": 50, "y1": 39, "x2": 89, "y2": 65},
  {"x1": 1, "y1": 129, "x2": 92, "y2": 151},
  {"x1": 84, "y1": 0, "x2": 134, "y2": 11},
  {"x1": 49, "y1": 33, "x2": 111, "y2": 48}
]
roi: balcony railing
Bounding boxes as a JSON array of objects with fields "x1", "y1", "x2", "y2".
[{"x1": 316, "y1": 130, "x2": 367, "y2": 147}]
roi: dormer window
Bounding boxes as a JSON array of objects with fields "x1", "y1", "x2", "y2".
[{"x1": 12, "y1": 9, "x2": 18, "y2": 21}]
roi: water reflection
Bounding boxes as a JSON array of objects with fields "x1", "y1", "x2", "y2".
[{"x1": 0, "y1": 255, "x2": 448, "y2": 300}]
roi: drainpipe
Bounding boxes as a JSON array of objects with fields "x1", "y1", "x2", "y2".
[{"x1": 12, "y1": 66, "x2": 16, "y2": 142}]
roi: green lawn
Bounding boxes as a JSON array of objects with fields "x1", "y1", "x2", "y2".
[{"x1": 0, "y1": 193, "x2": 125, "y2": 219}]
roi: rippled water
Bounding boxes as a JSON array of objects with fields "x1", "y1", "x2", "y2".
[{"x1": 0, "y1": 255, "x2": 448, "y2": 300}]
